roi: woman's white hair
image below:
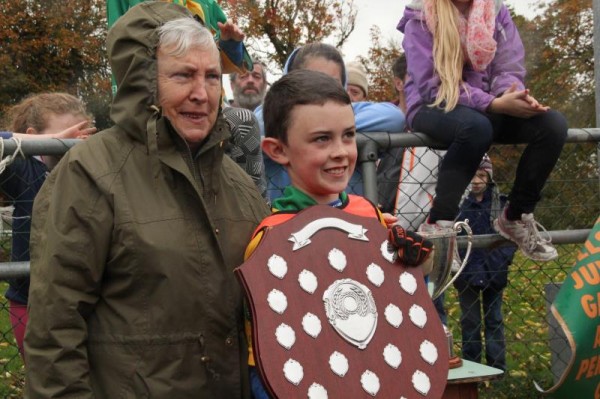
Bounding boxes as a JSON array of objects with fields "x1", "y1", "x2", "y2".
[{"x1": 157, "y1": 17, "x2": 216, "y2": 57}]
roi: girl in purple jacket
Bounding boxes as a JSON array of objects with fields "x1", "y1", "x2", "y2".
[{"x1": 398, "y1": 0, "x2": 567, "y2": 261}]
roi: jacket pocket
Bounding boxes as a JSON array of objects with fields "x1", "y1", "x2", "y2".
[{"x1": 119, "y1": 364, "x2": 149, "y2": 399}]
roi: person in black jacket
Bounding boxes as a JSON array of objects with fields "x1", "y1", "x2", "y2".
[
  {"x1": 453, "y1": 155, "x2": 517, "y2": 371},
  {"x1": 0, "y1": 93, "x2": 94, "y2": 359}
]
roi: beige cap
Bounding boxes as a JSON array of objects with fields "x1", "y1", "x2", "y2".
[{"x1": 346, "y1": 61, "x2": 368, "y2": 97}]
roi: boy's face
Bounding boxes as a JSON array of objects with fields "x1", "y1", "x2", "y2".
[
  {"x1": 470, "y1": 169, "x2": 489, "y2": 195},
  {"x1": 274, "y1": 101, "x2": 356, "y2": 204}
]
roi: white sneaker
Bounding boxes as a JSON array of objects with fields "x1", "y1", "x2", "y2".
[{"x1": 494, "y1": 209, "x2": 558, "y2": 261}]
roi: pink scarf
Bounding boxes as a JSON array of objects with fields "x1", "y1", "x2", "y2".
[{"x1": 424, "y1": 0, "x2": 497, "y2": 71}]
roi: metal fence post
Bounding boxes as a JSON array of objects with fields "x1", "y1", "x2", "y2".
[{"x1": 358, "y1": 138, "x2": 380, "y2": 204}]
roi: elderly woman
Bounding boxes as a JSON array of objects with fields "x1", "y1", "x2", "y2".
[{"x1": 24, "y1": 2, "x2": 269, "y2": 398}]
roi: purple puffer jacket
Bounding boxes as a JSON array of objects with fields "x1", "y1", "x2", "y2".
[{"x1": 397, "y1": 1, "x2": 526, "y2": 128}]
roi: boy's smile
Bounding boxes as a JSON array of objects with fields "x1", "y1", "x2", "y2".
[{"x1": 277, "y1": 101, "x2": 357, "y2": 204}]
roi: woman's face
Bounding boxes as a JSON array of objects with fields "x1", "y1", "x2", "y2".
[
  {"x1": 157, "y1": 44, "x2": 222, "y2": 152},
  {"x1": 301, "y1": 57, "x2": 344, "y2": 86}
]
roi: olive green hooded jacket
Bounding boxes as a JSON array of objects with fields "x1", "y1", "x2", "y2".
[{"x1": 24, "y1": 2, "x2": 269, "y2": 397}]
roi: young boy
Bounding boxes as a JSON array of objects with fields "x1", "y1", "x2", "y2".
[{"x1": 245, "y1": 69, "x2": 433, "y2": 398}]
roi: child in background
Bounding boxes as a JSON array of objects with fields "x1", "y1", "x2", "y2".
[
  {"x1": 399, "y1": 0, "x2": 567, "y2": 261},
  {"x1": 0, "y1": 92, "x2": 94, "y2": 358},
  {"x1": 453, "y1": 155, "x2": 516, "y2": 371},
  {"x1": 245, "y1": 69, "x2": 433, "y2": 398}
]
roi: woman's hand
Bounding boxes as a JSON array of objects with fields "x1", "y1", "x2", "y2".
[
  {"x1": 50, "y1": 121, "x2": 97, "y2": 139},
  {"x1": 10, "y1": 121, "x2": 96, "y2": 140},
  {"x1": 488, "y1": 83, "x2": 549, "y2": 118}
]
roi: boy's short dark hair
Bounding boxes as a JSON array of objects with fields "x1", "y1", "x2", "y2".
[{"x1": 263, "y1": 69, "x2": 351, "y2": 143}]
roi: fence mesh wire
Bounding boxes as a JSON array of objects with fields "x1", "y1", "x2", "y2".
[{"x1": 0, "y1": 137, "x2": 596, "y2": 398}]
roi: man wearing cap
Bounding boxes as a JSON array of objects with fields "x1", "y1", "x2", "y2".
[{"x1": 346, "y1": 61, "x2": 369, "y2": 102}]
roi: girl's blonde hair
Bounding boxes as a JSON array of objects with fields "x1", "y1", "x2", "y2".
[
  {"x1": 428, "y1": 0, "x2": 465, "y2": 112},
  {"x1": 7, "y1": 93, "x2": 90, "y2": 134}
]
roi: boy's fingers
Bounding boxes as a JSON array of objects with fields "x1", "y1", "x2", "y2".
[{"x1": 388, "y1": 227, "x2": 433, "y2": 266}]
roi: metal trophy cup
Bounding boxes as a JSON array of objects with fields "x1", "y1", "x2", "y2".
[{"x1": 421, "y1": 220, "x2": 473, "y2": 369}]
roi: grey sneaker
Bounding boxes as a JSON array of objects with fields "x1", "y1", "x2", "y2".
[
  {"x1": 494, "y1": 210, "x2": 558, "y2": 261},
  {"x1": 418, "y1": 220, "x2": 461, "y2": 274},
  {"x1": 418, "y1": 219, "x2": 454, "y2": 235}
]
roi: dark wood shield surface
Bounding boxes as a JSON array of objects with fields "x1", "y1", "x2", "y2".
[{"x1": 236, "y1": 205, "x2": 448, "y2": 398}]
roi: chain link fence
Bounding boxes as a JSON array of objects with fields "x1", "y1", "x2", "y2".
[{"x1": 0, "y1": 131, "x2": 597, "y2": 397}]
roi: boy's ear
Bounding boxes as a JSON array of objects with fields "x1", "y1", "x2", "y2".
[
  {"x1": 261, "y1": 137, "x2": 289, "y2": 166},
  {"x1": 25, "y1": 127, "x2": 38, "y2": 135}
]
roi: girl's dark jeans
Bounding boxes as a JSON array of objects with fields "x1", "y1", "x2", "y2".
[{"x1": 412, "y1": 105, "x2": 567, "y2": 222}]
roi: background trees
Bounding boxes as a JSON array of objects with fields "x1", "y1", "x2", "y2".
[
  {"x1": 516, "y1": 0, "x2": 594, "y2": 128},
  {"x1": 505, "y1": 0, "x2": 597, "y2": 229},
  {"x1": 0, "y1": 0, "x2": 594, "y2": 135},
  {"x1": 0, "y1": 0, "x2": 111, "y2": 129},
  {"x1": 357, "y1": 27, "x2": 401, "y2": 103},
  {"x1": 220, "y1": 0, "x2": 357, "y2": 69}
]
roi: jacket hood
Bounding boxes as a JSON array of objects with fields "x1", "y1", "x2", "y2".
[
  {"x1": 107, "y1": 2, "x2": 194, "y2": 144},
  {"x1": 398, "y1": 0, "x2": 504, "y2": 32}
]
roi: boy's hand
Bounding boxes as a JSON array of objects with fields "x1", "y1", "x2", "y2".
[
  {"x1": 382, "y1": 212, "x2": 398, "y2": 228},
  {"x1": 388, "y1": 225, "x2": 433, "y2": 267}
]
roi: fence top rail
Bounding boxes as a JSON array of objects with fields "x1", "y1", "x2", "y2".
[
  {"x1": 354, "y1": 128, "x2": 600, "y2": 150},
  {"x1": 0, "y1": 229, "x2": 589, "y2": 279},
  {"x1": 0, "y1": 128, "x2": 597, "y2": 156}
]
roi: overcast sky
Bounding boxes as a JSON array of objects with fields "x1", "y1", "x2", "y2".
[{"x1": 224, "y1": 0, "x2": 549, "y2": 99}]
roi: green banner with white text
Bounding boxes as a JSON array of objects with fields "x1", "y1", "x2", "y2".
[{"x1": 536, "y1": 217, "x2": 600, "y2": 397}]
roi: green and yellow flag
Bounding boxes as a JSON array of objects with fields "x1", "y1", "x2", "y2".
[
  {"x1": 536, "y1": 217, "x2": 600, "y2": 397},
  {"x1": 106, "y1": 0, "x2": 253, "y2": 94}
]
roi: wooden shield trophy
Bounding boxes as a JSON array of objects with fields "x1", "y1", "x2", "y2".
[{"x1": 236, "y1": 205, "x2": 449, "y2": 398}]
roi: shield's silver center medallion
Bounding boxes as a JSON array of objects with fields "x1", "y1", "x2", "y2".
[{"x1": 323, "y1": 279, "x2": 377, "y2": 349}]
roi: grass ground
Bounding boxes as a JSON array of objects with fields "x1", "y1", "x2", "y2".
[
  {"x1": 444, "y1": 244, "x2": 576, "y2": 399},
  {"x1": 0, "y1": 283, "x2": 24, "y2": 398}
]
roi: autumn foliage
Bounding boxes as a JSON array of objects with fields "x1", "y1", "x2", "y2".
[
  {"x1": 357, "y1": 27, "x2": 402, "y2": 103},
  {"x1": 515, "y1": 0, "x2": 594, "y2": 128},
  {"x1": 0, "y1": 0, "x2": 594, "y2": 135},
  {"x1": 219, "y1": 0, "x2": 357, "y2": 69},
  {"x1": 0, "y1": 1, "x2": 110, "y2": 127}
]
